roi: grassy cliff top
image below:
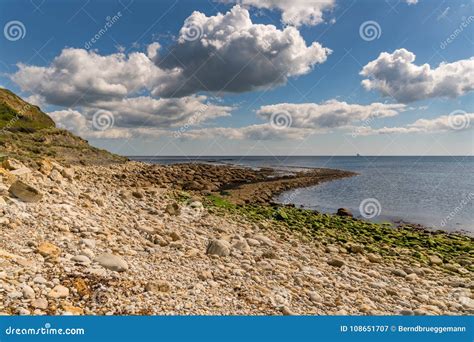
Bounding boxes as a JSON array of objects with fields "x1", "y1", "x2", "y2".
[
  {"x1": 0, "y1": 88, "x2": 56, "y2": 131},
  {"x1": 0, "y1": 88, "x2": 126, "y2": 165}
]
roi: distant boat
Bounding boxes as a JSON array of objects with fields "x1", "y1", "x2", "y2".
[{"x1": 356, "y1": 153, "x2": 361, "y2": 157}]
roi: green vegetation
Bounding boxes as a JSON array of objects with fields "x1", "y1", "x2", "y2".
[
  {"x1": 206, "y1": 194, "x2": 237, "y2": 210},
  {"x1": 0, "y1": 103, "x2": 52, "y2": 131},
  {"x1": 0, "y1": 88, "x2": 55, "y2": 131},
  {"x1": 0, "y1": 89, "x2": 126, "y2": 166},
  {"x1": 205, "y1": 194, "x2": 473, "y2": 272},
  {"x1": 0, "y1": 128, "x2": 127, "y2": 165}
]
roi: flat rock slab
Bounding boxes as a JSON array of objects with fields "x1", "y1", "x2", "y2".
[
  {"x1": 10, "y1": 167, "x2": 32, "y2": 176},
  {"x1": 206, "y1": 239, "x2": 231, "y2": 257},
  {"x1": 95, "y1": 253, "x2": 128, "y2": 272},
  {"x1": 8, "y1": 180, "x2": 42, "y2": 203}
]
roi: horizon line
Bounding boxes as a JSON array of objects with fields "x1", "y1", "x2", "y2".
[{"x1": 126, "y1": 155, "x2": 474, "y2": 158}]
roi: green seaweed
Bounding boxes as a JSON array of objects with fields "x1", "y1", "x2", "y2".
[{"x1": 204, "y1": 194, "x2": 473, "y2": 272}]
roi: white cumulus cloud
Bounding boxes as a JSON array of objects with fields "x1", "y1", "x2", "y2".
[
  {"x1": 47, "y1": 95, "x2": 232, "y2": 139},
  {"x1": 12, "y1": 48, "x2": 168, "y2": 107},
  {"x1": 360, "y1": 49, "x2": 474, "y2": 103},
  {"x1": 49, "y1": 109, "x2": 134, "y2": 139},
  {"x1": 155, "y1": 5, "x2": 331, "y2": 97},
  {"x1": 10, "y1": 48, "x2": 233, "y2": 136},
  {"x1": 222, "y1": 0, "x2": 335, "y2": 27},
  {"x1": 179, "y1": 124, "x2": 312, "y2": 140},
  {"x1": 257, "y1": 100, "x2": 406, "y2": 128},
  {"x1": 179, "y1": 100, "x2": 407, "y2": 140},
  {"x1": 86, "y1": 95, "x2": 232, "y2": 128},
  {"x1": 354, "y1": 112, "x2": 474, "y2": 135},
  {"x1": 49, "y1": 109, "x2": 186, "y2": 140}
]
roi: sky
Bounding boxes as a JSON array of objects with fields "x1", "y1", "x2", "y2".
[{"x1": 0, "y1": 0, "x2": 473, "y2": 156}]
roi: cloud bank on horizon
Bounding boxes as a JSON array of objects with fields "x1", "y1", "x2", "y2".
[{"x1": 3, "y1": 0, "x2": 473, "y2": 151}]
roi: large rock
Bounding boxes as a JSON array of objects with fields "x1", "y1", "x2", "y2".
[
  {"x1": 2, "y1": 158, "x2": 24, "y2": 171},
  {"x1": 327, "y1": 258, "x2": 345, "y2": 267},
  {"x1": 336, "y1": 208, "x2": 353, "y2": 217},
  {"x1": 347, "y1": 243, "x2": 364, "y2": 254},
  {"x1": 391, "y1": 269, "x2": 408, "y2": 277},
  {"x1": 132, "y1": 190, "x2": 144, "y2": 199},
  {"x1": 10, "y1": 167, "x2": 32, "y2": 176},
  {"x1": 95, "y1": 253, "x2": 128, "y2": 272},
  {"x1": 183, "y1": 181, "x2": 203, "y2": 190},
  {"x1": 232, "y1": 238, "x2": 251, "y2": 253},
  {"x1": 72, "y1": 255, "x2": 91, "y2": 265},
  {"x1": 49, "y1": 169, "x2": 63, "y2": 182},
  {"x1": 429, "y1": 255, "x2": 443, "y2": 266},
  {"x1": 21, "y1": 285, "x2": 35, "y2": 299},
  {"x1": 37, "y1": 242, "x2": 61, "y2": 258},
  {"x1": 253, "y1": 234, "x2": 273, "y2": 246},
  {"x1": 8, "y1": 180, "x2": 42, "y2": 202},
  {"x1": 48, "y1": 285, "x2": 69, "y2": 299},
  {"x1": 165, "y1": 203, "x2": 180, "y2": 216},
  {"x1": 206, "y1": 239, "x2": 231, "y2": 257},
  {"x1": 38, "y1": 159, "x2": 53, "y2": 175},
  {"x1": 0, "y1": 168, "x2": 16, "y2": 185},
  {"x1": 61, "y1": 168, "x2": 75, "y2": 180},
  {"x1": 367, "y1": 253, "x2": 383, "y2": 263},
  {"x1": 31, "y1": 298, "x2": 48, "y2": 310}
]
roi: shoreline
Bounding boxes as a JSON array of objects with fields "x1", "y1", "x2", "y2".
[
  {"x1": 0, "y1": 158, "x2": 472, "y2": 316},
  {"x1": 139, "y1": 159, "x2": 471, "y2": 236}
]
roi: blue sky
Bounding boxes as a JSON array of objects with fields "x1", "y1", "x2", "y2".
[{"x1": 0, "y1": 0, "x2": 473, "y2": 156}]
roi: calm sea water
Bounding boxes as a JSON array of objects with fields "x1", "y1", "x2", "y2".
[{"x1": 130, "y1": 156, "x2": 474, "y2": 233}]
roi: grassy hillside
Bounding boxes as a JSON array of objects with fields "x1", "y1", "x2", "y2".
[
  {"x1": 0, "y1": 88, "x2": 56, "y2": 130},
  {"x1": 0, "y1": 88, "x2": 126, "y2": 165}
]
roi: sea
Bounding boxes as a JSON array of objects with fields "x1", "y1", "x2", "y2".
[{"x1": 130, "y1": 156, "x2": 474, "y2": 234}]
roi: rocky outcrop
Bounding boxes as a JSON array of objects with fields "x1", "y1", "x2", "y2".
[
  {"x1": 0, "y1": 89, "x2": 126, "y2": 166},
  {"x1": 8, "y1": 180, "x2": 42, "y2": 203},
  {"x1": 337, "y1": 208, "x2": 353, "y2": 217}
]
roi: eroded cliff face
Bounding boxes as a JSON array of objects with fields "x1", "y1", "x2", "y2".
[{"x1": 0, "y1": 88, "x2": 126, "y2": 166}]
